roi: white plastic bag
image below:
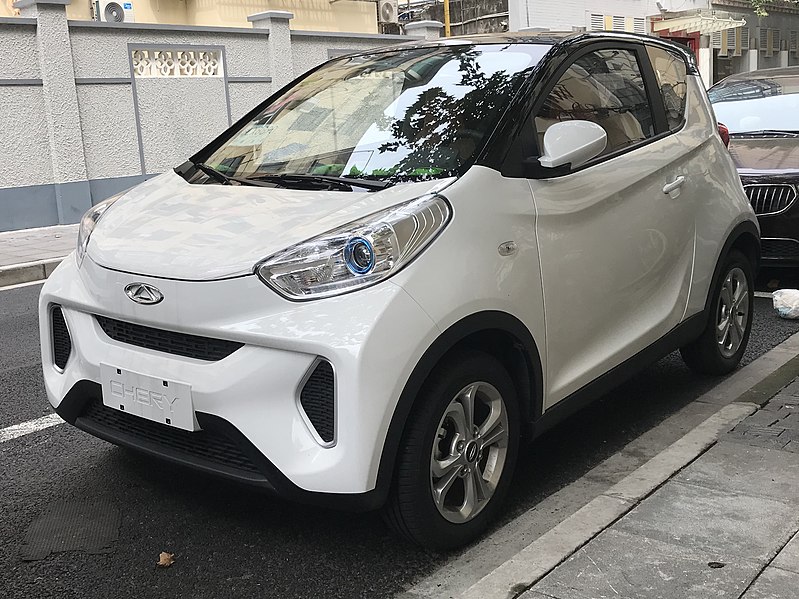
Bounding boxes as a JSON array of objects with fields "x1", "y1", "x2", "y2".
[{"x1": 773, "y1": 289, "x2": 799, "y2": 319}]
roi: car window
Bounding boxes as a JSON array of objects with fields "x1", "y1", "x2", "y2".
[
  {"x1": 534, "y1": 48, "x2": 655, "y2": 157},
  {"x1": 646, "y1": 46, "x2": 687, "y2": 131}
]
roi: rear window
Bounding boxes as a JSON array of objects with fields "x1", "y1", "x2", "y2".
[{"x1": 646, "y1": 46, "x2": 687, "y2": 131}]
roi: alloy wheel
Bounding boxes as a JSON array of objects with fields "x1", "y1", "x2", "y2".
[
  {"x1": 429, "y1": 381, "x2": 509, "y2": 524},
  {"x1": 716, "y1": 266, "x2": 749, "y2": 358}
]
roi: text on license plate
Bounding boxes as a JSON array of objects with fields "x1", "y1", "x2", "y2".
[{"x1": 99, "y1": 364, "x2": 197, "y2": 431}]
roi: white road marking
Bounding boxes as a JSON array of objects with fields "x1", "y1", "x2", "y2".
[
  {"x1": 0, "y1": 279, "x2": 45, "y2": 293},
  {"x1": 0, "y1": 413, "x2": 64, "y2": 443},
  {"x1": 755, "y1": 291, "x2": 774, "y2": 299}
]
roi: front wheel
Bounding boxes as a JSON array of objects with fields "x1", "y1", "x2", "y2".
[
  {"x1": 681, "y1": 249, "x2": 754, "y2": 375},
  {"x1": 382, "y1": 350, "x2": 520, "y2": 550}
]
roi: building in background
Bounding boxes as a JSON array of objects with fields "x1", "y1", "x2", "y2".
[
  {"x1": 507, "y1": 0, "x2": 799, "y2": 85},
  {"x1": 0, "y1": 0, "x2": 380, "y2": 33}
]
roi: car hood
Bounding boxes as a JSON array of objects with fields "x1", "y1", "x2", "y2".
[
  {"x1": 729, "y1": 137, "x2": 799, "y2": 176},
  {"x1": 88, "y1": 170, "x2": 453, "y2": 281}
]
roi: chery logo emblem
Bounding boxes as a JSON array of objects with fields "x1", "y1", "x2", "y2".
[{"x1": 124, "y1": 282, "x2": 164, "y2": 305}]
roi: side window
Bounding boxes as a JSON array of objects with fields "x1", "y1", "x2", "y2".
[
  {"x1": 646, "y1": 46, "x2": 688, "y2": 131},
  {"x1": 535, "y1": 48, "x2": 654, "y2": 157}
]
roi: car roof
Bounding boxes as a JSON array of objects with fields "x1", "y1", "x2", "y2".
[
  {"x1": 399, "y1": 30, "x2": 679, "y2": 48},
  {"x1": 719, "y1": 66, "x2": 799, "y2": 82},
  {"x1": 391, "y1": 30, "x2": 696, "y2": 71}
]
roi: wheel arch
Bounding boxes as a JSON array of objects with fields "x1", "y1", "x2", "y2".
[
  {"x1": 704, "y1": 220, "x2": 760, "y2": 316},
  {"x1": 374, "y1": 311, "x2": 543, "y2": 504}
]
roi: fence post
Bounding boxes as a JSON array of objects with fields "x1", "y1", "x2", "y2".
[
  {"x1": 248, "y1": 10, "x2": 295, "y2": 89},
  {"x1": 403, "y1": 20, "x2": 444, "y2": 40},
  {"x1": 13, "y1": 0, "x2": 91, "y2": 224}
]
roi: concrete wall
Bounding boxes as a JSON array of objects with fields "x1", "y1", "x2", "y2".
[{"x1": 0, "y1": 2, "x2": 424, "y2": 232}]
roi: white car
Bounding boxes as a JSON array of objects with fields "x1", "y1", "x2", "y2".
[{"x1": 40, "y1": 32, "x2": 759, "y2": 549}]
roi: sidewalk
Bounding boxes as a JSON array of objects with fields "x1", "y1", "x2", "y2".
[
  {"x1": 521, "y1": 379, "x2": 799, "y2": 599},
  {"x1": 0, "y1": 224, "x2": 76, "y2": 287}
]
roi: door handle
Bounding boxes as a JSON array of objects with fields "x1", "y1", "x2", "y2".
[{"x1": 662, "y1": 176, "x2": 686, "y2": 194}]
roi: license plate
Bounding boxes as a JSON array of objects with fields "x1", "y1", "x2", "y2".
[{"x1": 100, "y1": 364, "x2": 197, "y2": 431}]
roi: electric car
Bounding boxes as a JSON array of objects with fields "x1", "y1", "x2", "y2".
[{"x1": 40, "y1": 32, "x2": 759, "y2": 549}]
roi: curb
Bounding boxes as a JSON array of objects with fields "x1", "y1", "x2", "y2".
[
  {"x1": 0, "y1": 257, "x2": 64, "y2": 288},
  {"x1": 460, "y1": 403, "x2": 758, "y2": 599},
  {"x1": 459, "y1": 351, "x2": 799, "y2": 599}
]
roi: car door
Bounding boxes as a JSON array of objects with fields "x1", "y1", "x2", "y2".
[{"x1": 528, "y1": 43, "x2": 698, "y2": 408}]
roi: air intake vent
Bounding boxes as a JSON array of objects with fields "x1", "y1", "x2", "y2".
[
  {"x1": 95, "y1": 316, "x2": 243, "y2": 361},
  {"x1": 77, "y1": 398, "x2": 265, "y2": 477},
  {"x1": 762, "y1": 238, "x2": 799, "y2": 259},
  {"x1": 300, "y1": 360, "x2": 335, "y2": 444},
  {"x1": 51, "y1": 306, "x2": 72, "y2": 370}
]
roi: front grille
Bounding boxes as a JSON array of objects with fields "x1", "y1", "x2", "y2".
[
  {"x1": 743, "y1": 184, "x2": 797, "y2": 215},
  {"x1": 78, "y1": 398, "x2": 261, "y2": 474},
  {"x1": 300, "y1": 360, "x2": 335, "y2": 444},
  {"x1": 762, "y1": 238, "x2": 799, "y2": 259},
  {"x1": 51, "y1": 306, "x2": 71, "y2": 370},
  {"x1": 96, "y1": 316, "x2": 242, "y2": 361}
]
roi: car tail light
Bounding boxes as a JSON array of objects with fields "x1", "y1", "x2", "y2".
[{"x1": 718, "y1": 123, "x2": 730, "y2": 148}]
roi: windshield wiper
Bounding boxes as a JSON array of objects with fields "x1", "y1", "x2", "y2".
[
  {"x1": 192, "y1": 162, "x2": 275, "y2": 188},
  {"x1": 246, "y1": 173, "x2": 391, "y2": 191}
]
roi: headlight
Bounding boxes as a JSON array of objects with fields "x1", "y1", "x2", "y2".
[
  {"x1": 256, "y1": 194, "x2": 451, "y2": 300},
  {"x1": 76, "y1": 194, "x2": 122, "y2": 268}
]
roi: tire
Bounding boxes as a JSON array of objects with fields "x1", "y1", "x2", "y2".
[
  {"x1": 382, "y1": 350, "x2": 520, "y2": 550},
  {"x1": 680, "y1": 249, "x2": 754, "y2": 375}
]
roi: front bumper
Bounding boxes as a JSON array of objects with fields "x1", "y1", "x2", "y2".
[
  {"x1": 39, "y1": 254, "x2": 438, "y2": 505},
  {"x1": 759, "y1": 237, "x2": 799, "y2": 267}
]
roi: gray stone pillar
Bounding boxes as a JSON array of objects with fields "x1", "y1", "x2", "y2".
[
  {"x1": 14, "y1": 0, "x2": 92, "y2": 224},
  {"x1": 404, "y1": 20, "x2": 444, "y2": 40},
  {"x1": 248, "y1": 10, "x2": 294, "y2": 89}
]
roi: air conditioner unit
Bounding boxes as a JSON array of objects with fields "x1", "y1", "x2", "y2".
[
  {"x1": 93, "y1": 1, "x2": 135, "y2": 23},
  {"x1": 378, "y1": 0, "x2": 398, "y2": 24}
]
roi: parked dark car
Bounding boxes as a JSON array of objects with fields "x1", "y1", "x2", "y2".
[{"x1": 709, "y1": 67, "x2": 799, "y2": 265}]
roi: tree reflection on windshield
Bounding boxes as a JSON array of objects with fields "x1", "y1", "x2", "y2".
[
  {"x1": 204, "y1": 45, "x2": 544, "y2": 185},
  {"x1": 373, "y1": 48, "x2": 531, "y2": 182}
]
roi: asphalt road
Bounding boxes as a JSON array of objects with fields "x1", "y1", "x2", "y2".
[{"x1": 3, "y1": 280, "x2": 799, "y2": 599}]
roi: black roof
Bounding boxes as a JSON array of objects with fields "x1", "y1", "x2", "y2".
[{"x1": 389, "y1": 30, "x2": 697, "y2": 74}]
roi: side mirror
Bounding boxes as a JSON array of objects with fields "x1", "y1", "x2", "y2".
[{"x1": 539, "y1": 120, "x2": 607, "y2": 169}]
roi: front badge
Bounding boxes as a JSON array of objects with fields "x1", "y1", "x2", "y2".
[{"x1": 124, "y1": 282, "x2": 164, "y2": 305}]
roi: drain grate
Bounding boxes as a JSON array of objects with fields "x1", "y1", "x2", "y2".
[{"x1": 20, "y1": 499, "x2": 121, "y2": 561}]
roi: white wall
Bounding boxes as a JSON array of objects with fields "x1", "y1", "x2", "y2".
[{"x1": 0, "y1": 6, "x2": 421, "y2": 231}]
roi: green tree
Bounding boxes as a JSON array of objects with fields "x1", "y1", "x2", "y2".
[{"x1": 749, "y1": 0, "x2": 799, "y2": 16}]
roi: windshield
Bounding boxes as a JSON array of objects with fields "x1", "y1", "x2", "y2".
[
  {"x1": 203, "y1": 44, "x2": 548, "y2": 184},
  {"x1": 708, "y1": 74, "x2": 799, "y2": 134}
]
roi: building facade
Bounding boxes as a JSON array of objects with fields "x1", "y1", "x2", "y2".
[
  {"x1": 1, "y1": 0, "x2": 379, "y2": 33},
  {"x1": 507, "y1": 0, "x2": 799, "y2": 85}
]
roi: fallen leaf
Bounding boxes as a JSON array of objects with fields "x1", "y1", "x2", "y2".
[{"x1": 157, "y1": 552, "x2": 175, "y2": 568}]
